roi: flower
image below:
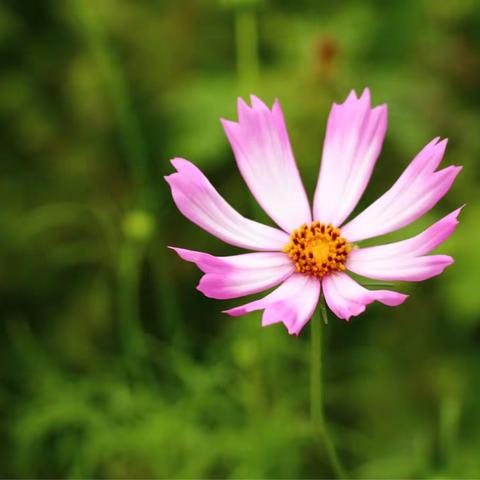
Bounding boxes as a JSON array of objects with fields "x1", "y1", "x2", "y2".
[{"x1": 165, "y1": 89, "x2": 462, "y2": 335}]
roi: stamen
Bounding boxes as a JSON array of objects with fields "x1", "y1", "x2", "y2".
[{"x1": 283, "y1": 221, "x2": 352, "y2": 278}]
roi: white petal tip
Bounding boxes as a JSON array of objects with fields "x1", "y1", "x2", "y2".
[
  {"x1": 249, "y1": 95, "x2": 271, "y2": 112},
  {"x1": 360, "y1": 87, "x2": 371, "y2": 102}
]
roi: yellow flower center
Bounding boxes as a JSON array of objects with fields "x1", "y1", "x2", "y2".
[{"x1": 283, "y1": 222, "x2": 352, "y2": 278}]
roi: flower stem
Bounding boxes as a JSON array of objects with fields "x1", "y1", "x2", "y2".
[
  {"x1": 235, "y1": 6, "x2": 260, "y2": 90},
  {"x1": 310, "y1": 301, "x2": 347, "y2": 478}
]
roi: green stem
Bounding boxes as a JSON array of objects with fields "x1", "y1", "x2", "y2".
[
  {"x1": 234, "y1": 6, "x2": 264, "y2": 222},
  {"x1": 310, "y1": 302, "x2": 347, "y2": 479},
  {"x1": 439, "y1": 395, "x2": 460, "y2": 470},
  {"x1": 235, "y1": 7, "x2": 260, "y2": 90},
  {"x1": 117, "y1": 239, "x2": 148, "y2": 363},
  {"x1": 148, "y1": 237, "x2": 184, "y2": 345}
]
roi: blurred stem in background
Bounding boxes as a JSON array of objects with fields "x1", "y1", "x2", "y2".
[
  {"x1": 235, "y1": 6, "x2": 260, "y2": 89},
  {"x1": 72, "y1": 0, "x2": 182, "y2": 364},
  {"x1": 233, "y1": 2, "x2": 265, "y2": 222},
  {"x1": 311, "y1": 303, "x2": 347, "y2": 478},
  {"x1": 438, "y1": 395, "x2": 461, "y2": 473}
]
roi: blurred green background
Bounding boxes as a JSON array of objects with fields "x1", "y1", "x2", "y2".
[{"x1": 1, "y1": 0, "x2": 479, "y2": 477}]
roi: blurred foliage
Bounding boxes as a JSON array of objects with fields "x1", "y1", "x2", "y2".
[{"x1": 1, "y1": 0, "x2": 480, "y2": 478}]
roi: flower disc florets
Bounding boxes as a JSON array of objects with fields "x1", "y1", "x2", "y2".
[{"x1": 283, "y1": 222, "x2": 352, "y2": 278}]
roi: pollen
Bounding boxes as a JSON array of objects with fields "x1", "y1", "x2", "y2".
[{"x1": 283, "y1": 222, "x2": 352, "y2": 278}]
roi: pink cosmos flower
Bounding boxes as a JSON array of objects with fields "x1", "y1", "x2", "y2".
[{"x1": 165, "y1": 89, "x2": 462, "y2": 335}]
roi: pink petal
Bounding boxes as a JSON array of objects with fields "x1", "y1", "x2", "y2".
[
  {"x1": 348, "y1": 256, "x2": 454, "y2": 282},
  {"x1": 313, "y1": 88, "x2": 388, "y2": 226},
  {"x1": 224, "y1": 273, "x2": 320, "y2": 335},
  {"x1": 346, "y1": 207, "x2": 462, "y2": 281},
  {"x1": 322, "y1": 272, "x2": 408, "y2": 321},
  {"x1": 171, "y1": 247, "x2": 294, "y2": 299},
  {"x1": 165, "y1": 158, "x2": 289, "y2": 250},
  {"x1": 221, "y1": 96, "x2": 311, "y2": 232},
  {"x1": 340, "y1": 138, "x2": 462, "y2": 242}
]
